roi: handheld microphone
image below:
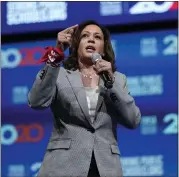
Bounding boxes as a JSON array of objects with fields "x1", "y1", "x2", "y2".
[{"x1": 91, "y1": 53, "x2": 113, "y2": 89}]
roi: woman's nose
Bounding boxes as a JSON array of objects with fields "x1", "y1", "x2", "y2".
[{"x1": 88, "y1": 35, "x2": 95, "y2": 43}]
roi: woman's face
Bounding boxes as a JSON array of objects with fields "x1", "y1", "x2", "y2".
[{"x1": 77, "y1": 24, "x2": 104, "y2": 63}]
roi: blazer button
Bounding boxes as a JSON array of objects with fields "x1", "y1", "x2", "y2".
[
  {"x1": 110, "y1": 93, "x2": 118, "y2": 102},
  {"x1": 41, "y1": 69, "x2": 46, "y2": 75},
  {"x1": 87, "y1": 128, "x2": 95, "y2": 133},
  {"x1": 39, "y1": 70, "x2": 46, "y2": 80}
]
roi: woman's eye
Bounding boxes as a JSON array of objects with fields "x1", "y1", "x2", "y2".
[
  {"x1": 95, "y1": 36, "x2": 101, "y2": 39},
  {"x1": 82, "y1": 34, "x2": 88, "y2": 38}
]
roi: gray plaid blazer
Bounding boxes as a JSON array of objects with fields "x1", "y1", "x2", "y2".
[{"x1": 28, "y1": 64, "x2": 141, "y2": 177}]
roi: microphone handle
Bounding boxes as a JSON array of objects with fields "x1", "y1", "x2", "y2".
[{"x1": 101, "y1": 71, "x2": 113, "y2": 89}]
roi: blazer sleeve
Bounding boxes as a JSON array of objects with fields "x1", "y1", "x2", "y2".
[
  {"x1": 28, "y1": 64, "x2": 60, "y2": 109},
  {"x1": 107, "y1": 72, "x2": 141, "y2": 129}
]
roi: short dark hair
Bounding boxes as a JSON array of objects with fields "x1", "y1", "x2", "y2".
[{"x1": 63, "y1": 20, "x2": 117, "y2": 72}]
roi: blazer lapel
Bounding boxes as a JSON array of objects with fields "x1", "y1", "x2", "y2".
[
  {"x1": 95, "y1": 78, "x2": 106, "y2": 117},
  {"x1": 65, "y1": 70, "x2": 92, "y2": 125}
]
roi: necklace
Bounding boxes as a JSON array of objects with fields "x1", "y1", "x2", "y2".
[{"x1": 81, "y1": 72, "x2": 97, "y2": 79}]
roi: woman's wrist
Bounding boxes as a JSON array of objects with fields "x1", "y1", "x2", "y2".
[
  {"x1": 108, "y1": 71, "x2": 115, "y2": 83},
  {"x1": 37, "y1": 46, "x2": 64, "y2": 67},
  {"x1": 56, "y1": 41, "x2": 65, "y2": 51}
]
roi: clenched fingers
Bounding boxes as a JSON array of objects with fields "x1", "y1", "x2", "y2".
[
  {"x1": 63, "y1": 24, "x2": 78, "y2": 34},
  {"x1": 57, "y1": 33, "x2": 72, "y2": 44},
  {"x1": 93, "y1": 60, "x2": 112, "y2": 74}
]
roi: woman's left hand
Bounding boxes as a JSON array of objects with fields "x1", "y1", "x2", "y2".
[{"x1": 93, "y1": 59, "x2": 114, "y2": 80}]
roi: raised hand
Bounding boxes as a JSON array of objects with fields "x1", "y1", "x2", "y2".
[{"x1": 56, "y1": 24, "x2": 78, "y2": 51}]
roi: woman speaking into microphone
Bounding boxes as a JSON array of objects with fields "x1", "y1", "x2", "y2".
[{"x1": 28, "y1": 20, "x2": 141, "y2": 177}]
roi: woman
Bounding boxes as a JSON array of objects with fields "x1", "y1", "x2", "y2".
[{"x1": 28, "y1": 20, "x2": 141, "y2": 177}]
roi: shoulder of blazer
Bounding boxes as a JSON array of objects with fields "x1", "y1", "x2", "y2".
[
  {"x1": 56, "y1": 67, "x2": 75, "y2": 81},
  {"x1": 114, "y1": 71, "x2": 130, "y2": 93},
  {"x1": 114, "y1": 71, "x2": 127, "y2": 84},
  {"x1": 56, "y1": 66, "x2": 66, "y2": 80},
  {"x1": 58, "y1": 67, "x2": 74, "y2": 74}
]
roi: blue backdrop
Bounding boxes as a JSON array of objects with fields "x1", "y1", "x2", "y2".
[
  {"x1": 1, "y1": 1, "x2": 178, "y2": 35},
  {"x1": 2, "y1": 29, "x2": 178, "y2": 177}
]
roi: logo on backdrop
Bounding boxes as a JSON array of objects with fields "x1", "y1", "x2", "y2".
[
  {"x1": 7, "y1": 162, "x2": 42, "y2": 177},
  {"x1": 1, "y1": 123, "x2": 44, "y2": 145},
  {"x1": 121, "y1": 155, "x2": 164, "y2": 176},
  {"x1": 1, "y1": 47, "x2": 45, "y2": 69},
  {"x1": 12, "y1": 86, "x2": 29, "y2": 104},
  {"x1": 6, "y1": 2, "x2": 68, "y2": 25},
  {"x1": 140, "y1": 113, "x2": 178, "y2": 135},
  {"x1": 129, "y1": 2, "x2": 178, "y2": 14},
  {"x1": 140, "y1": 34, "x2": 177, "y2": 57}
]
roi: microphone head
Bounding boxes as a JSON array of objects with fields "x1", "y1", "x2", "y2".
[{"x1": 91, "y1": 53, "x2": 102, "y2": 64}]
